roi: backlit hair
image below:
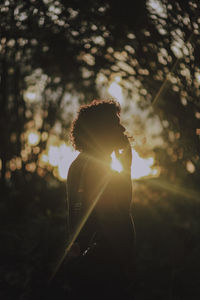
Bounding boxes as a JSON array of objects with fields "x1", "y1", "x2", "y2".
[{"x1": 70, "y1": 99, "x2": 121, "y2": 151}]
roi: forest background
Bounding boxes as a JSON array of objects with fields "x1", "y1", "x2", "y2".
[{"x1": 1, "y1": 0, "x2": 200, "y2": 299}]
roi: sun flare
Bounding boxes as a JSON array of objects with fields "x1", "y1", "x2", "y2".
[
  {"x1": 110, "y1": 149, "x2": 159, "y2": 179},
  {"x1": 39, "y1": 140, "x2": 159, "y2": 181}
]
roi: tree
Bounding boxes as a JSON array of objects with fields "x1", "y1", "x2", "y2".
[{"x1": 1, "y1": 0, "x2": 200, "y2": 298}]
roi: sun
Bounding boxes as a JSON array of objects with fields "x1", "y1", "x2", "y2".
[
  {"x1": 39, "y1": 140, "x2": 159, "y2": 181},
  {"x1": 110, "y1": 149, "x2": 159, "y2": 179}
]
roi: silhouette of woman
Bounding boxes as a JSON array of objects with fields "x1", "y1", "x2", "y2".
[{"x1": 66, "y1": 99, "x2": 136, "y2": 299}]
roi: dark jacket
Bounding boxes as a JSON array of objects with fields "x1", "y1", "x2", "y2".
[{"x1": 66, "y1": 152, "x2": 136, "y2": 263}]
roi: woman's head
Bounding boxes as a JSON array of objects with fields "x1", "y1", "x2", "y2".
[{"x1": 70, "y1": 99, "x2": 127, "y2": 153}]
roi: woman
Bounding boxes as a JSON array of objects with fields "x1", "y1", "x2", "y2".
[{"x1": 66, "y1": 99, "x2": 136, "y2": 299}]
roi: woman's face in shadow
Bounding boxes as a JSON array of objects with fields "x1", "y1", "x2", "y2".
[{"x1": 97, "y1": 113, "x2": 128, "y2": 152}]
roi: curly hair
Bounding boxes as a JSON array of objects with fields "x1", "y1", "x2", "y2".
[{"x1": 70, "y1": 99, "x2": 121, "y2": 152}]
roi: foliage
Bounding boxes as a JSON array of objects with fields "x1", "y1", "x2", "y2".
[
  {"x1": 1, "y1": 0, "x2": 200, "y2": 185},
  {"x1": 1, "y1": 0, "x2": 200, "y2": 298}
]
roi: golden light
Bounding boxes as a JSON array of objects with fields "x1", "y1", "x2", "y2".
[
  {"x1": 195, "y1": 72, "x2": 200, "y2": 84},
  {"x1": 25, "y1": 162, "x2": 36, "y2": 172},
  {"x1": 57, "y1": 144, "x2": 79, "y2": 180},
  {"x1": 186, "y1": 161, "x2": 195, "y2": 174},
  {"x1": 114, "y1": 75, "x2": 121, "y2": 83},
  {"x1": 23, "y1": 86, "x2": 39, "y2": 103},
  {"x1": 96, "y1": 72, "x2": 107, "y2": 84},
  {"x1": 110, "y1": 148, "x2": 159, "y2": 179},
  {"x1": 108, "y1": 76, "x2": 123, "y2": 105},
  {"x1": 45, "y1": 143, "x2": 79, "y2": 180},
  {"x1": 39, "y1": 136, "x2": 159, "y2": 181},
  {"x1": 48, "y1": 146, "x2": 59, "y2": 167},
  {"x1": 147, "y1": 0, "x2": 166, "y2": 17},
  {"x1": 41, "y1": 154, "x2": 49, "y2": 163},
  {"x1": 9, "y1": 157, "x2": 22, "y2": 171},
  {"x1": 111, "y1": 151, "x2": 123, "y2": 173},
  {"x1": 28, "y1": 131, "x2": 40, "y2": 146},
  {"x1": 41, "y1": 132, "x2": 48, "y2": 141},
  {"x1": 25, "y1": 92, "x2": 36, "y2": 102},
  {"x1": 131, "y1": 148, "x2": 159, "y2": 179}
]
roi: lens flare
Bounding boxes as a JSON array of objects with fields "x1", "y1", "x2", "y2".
[
  {"x1": 110, "y1": 149, "x2": 159, "y2": 179},
  {"x1": 39, "y1": 138, "x2": 159, "y2": 181}
]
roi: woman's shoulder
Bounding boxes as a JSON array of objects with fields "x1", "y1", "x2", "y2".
[
  {"x1": 68, "y1": 152, "x2": 101, "y2": 178},
  {"x1": 67, "y1": 153, "x2": 84, "y2": 181}
]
